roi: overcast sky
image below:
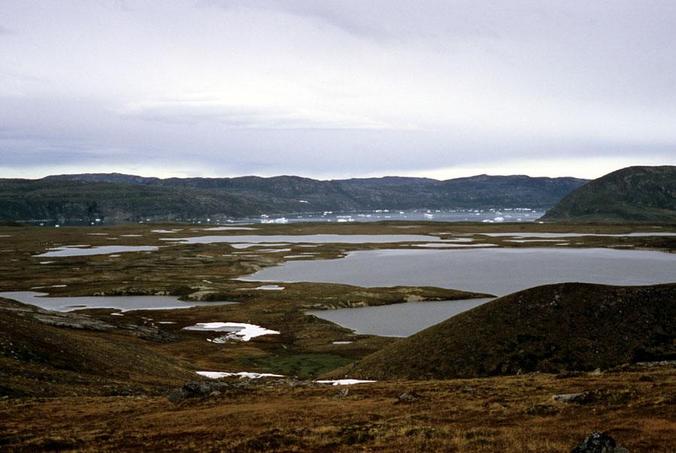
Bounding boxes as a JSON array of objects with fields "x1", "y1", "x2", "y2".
[{"x1": 1, "y1": 0, "x2": 675, "y2": 180}]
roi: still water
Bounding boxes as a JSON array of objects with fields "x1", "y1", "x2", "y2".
[
  {"x1": 307, "y1": 298, "x2": 493, "y2": 337},
  {"x1": 0, "y1": 291, "x2": 235, "y2": 312},
  {"x1": 243, "y1": 247, "x2": 676, "y2": 296}
]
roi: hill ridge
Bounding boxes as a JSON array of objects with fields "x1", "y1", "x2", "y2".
[
  {"x1": 0, "y1": 173, "x2": 587, "y2": 223},
  {"x1": 337, "y1": 282, "x2": 676, "y2": 380},
  {"x1": 542, "y1": 165, "x2": 676, "y2": 223}
]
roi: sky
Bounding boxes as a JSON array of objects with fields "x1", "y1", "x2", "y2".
[{"x1": 1, "y1": 0, "x2": 675, "y2": 180}]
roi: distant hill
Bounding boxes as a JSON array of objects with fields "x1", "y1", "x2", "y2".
[
  {"x1": 337, "y1": 283, "x2": 676, "y2": 380},
  {"x1": 0, "y1": 173, "x2": 586, "y2": 223},
  {"x1": 541, "y1": 166, "x2": 676, "y2": 223}
]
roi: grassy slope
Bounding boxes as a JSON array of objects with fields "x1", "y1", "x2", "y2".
[
  {"x1": 542, "y1": 166, "x2": 676, "y2": 223},
  {"x1": 0, "y1": 298, "x2": 195, "y2": 396},
  {"x1": 341, "y1": 283, "x2": 676, "y2": 380},
  {"x1": 1, "y1": 366, "x2": 674, "y2": 452}
]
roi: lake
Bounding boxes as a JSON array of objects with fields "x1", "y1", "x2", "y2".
[
  {"x1": 165, "y1": 234, "x2": 445, "y2": 245},
  {"x1": 242, "y1": 247, "x2": 676, "y2": 296},
  {"x1": 36, "y1": 245, "x2": 158, "y2": 257},
  {"x1": 307, "y1": 298, "x2": 493, "y2": 337},
  {"x1": 0, "y1": 291, "x2": 236, "y2": 312}
]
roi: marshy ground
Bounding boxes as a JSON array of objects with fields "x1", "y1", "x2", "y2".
[{"x1": 0, "y1": 222, "x2": 674, "y2": 451}]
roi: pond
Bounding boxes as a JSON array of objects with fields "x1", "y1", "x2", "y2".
[
  {"x1": 307, "y1": 298, "x2": 493, "y2": 337},
  {"x1": 242, "y1": 247, "x2": 676, "y2": 296},
  {"x1": 164, "y1": 234, "x2": 445, "y2": 245},
  {"x1": 0, "y1": 291, "x2": 236, "y2": 312},
  {"x1": 36, "y1": 245, "x2": 158, "y2": 257}
]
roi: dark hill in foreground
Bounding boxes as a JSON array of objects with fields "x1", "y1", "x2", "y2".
[
  {"x1": 339, "y1": 283, "x2": 676, "y2": 380},
  {"x1": 0, "y1": 298, "x2": 194, "y2": 396},
  {"x1": 542, "y1": 166, "x2": 676, "y2": 223},
  {"x1": 0, "y1": 173, "x2": 586, "y2": 223}
]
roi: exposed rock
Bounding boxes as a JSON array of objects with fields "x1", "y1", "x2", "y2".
[
  {"x1": 32, "y1": 313, "x2": 114, "y2": 331},
  {"x1": 525, "y1": 403, "x2": 559, "y2": 416},
  {"x1": 167, "y1": 380, "x2": 256, "y2": 403},
  {"x1": 571, "y1": 432, "x2": 629, "y2": 453},
  {"x1": 553, "y1": 392, "x2": 587, "y2": 403},
  {"x1": 396, "y1": 391, "x2": 422, "y2": 404},
  {"x1": 554, "y1": 390, "x2": 635, "y2": 406},
  {"x1": 336, "y1": 388, "x2": 350, "y2": 398}
]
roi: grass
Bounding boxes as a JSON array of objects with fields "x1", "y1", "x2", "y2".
[
  {"x1": 0, "y1": 366, "x2": 674, "y2": 451},
  {"x1": 0, "y1": 222, "x2": 674, "y2": 451},
  {"x1": 238, "y1": 353, "x2": 354, "y2": 379},
  {"x1": 340, "y1": 282, "x2": 676, "y2": 380}
]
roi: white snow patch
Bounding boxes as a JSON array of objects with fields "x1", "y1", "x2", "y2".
[
  {"x1": 197, "y1": 371, "x2": 285, "y2": 379},
  {"x1": 151, "y1": 229, "x2": 183, "y2": 234},
  {"x1": 332, "y1": 341, "x2": 353, "y2": 345},
  {"x1": 184, "y1": 322, "x2": 280, "y2": 341},
  {"x1": 252, "y1": 285, "x2": 285, "y2": 291},
  {"x1": 315, "y1": 379, "x2": 376, "y2": 386}
]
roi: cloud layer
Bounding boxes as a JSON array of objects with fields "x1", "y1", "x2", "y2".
[{"x1": 1, "y1": 0, "x2": 675, "y2": 179}]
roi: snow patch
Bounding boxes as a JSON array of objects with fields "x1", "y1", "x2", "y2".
[
  {"x1": 315, "y1": 379, "x2": 376, "y2": 386},
  {"x1": 197, "y1": 371, "x2": 285, "y2": 379},
  {"x1": 252, "y1": 285, "x2": 285, "y2": 291},
  {"x1": 183, "y1": 322, "x2": 280, "y2": 341}
]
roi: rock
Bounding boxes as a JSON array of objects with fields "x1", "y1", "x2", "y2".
[
  {"x1": 553, "y1": 390, "x2": 634, "y2": 406},
  {"x1": 396, "y1": 391, "x2": 422, "y2": 404},
  {"x1": 525, "y1": 403, "x2": 558, "y2": 416},
  {"x1": 336, "y1": 388, "x2": 350, "y2": 398},
  {"x1": 553, "y1": 392, "x2": 588, "y2": 403},
  {"x1": 167, "y1": 379, "x2": 258, "y2": 403},
  {"x1": 571, "y1": 432, "x2": 629, "y2": 453}
]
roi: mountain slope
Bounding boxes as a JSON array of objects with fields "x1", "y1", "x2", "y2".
[
  {"x1": 541, "y1": 166, "x2": 676, "y2": 223},
  {"x1": 339, "y1": 283, "x2": 676, "y2": 380},
  {"x1": 0, "y1": 173, "x2": 587, "y2": 223},
  {"x1": 0, "y1": 298, "x2": 195, "y2": 396}
]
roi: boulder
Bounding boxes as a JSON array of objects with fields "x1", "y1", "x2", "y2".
[{"x1": 571, "y1": 432, "x2": 629, "y2": 453}]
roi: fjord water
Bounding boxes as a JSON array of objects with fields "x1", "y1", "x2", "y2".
[
  {"x1": 243, "y1": 247, "x2": 676, "y2": 296},
  {"x1": 0, "y1": 291, "x2": 235, "y2": 312},
  {"x1": 165, "y1": 234, "x2": 444, "y2": 245},
  {"x1": 307, "y1": 298, "x2": 493, "y2": 337}
]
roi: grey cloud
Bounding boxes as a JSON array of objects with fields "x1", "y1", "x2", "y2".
[
  {"x1": 0, "y1": 1, "x2": 675, "y2": 178},
  {"x1": 121, "y1": 102, "x2": 390, "y2": 130}
]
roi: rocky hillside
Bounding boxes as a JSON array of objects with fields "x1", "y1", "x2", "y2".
[
  {"x1": 339, "y1": 283, "x2": 676, "y2": 380},
  {"x1": 0, "y1": 298, "x2": 195, "y2": 396},
  {"x1": 0, "y1": 173, "x2": 586, "y2": 223},
  {"x1": 541, "y1": 166, "x2": 676, "y2": 223}
]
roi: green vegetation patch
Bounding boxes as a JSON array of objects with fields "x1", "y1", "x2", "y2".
[{"x1": 238, "y1": 353, "x2": 354, "y2": 379}]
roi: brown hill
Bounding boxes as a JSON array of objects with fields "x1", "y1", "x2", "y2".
[
  {"x1": 339, "y1": 283, "x2": 676, "y2": 380},
  {"x1": 0, "y1": 298, "x2": 195, "y2": 396}
]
